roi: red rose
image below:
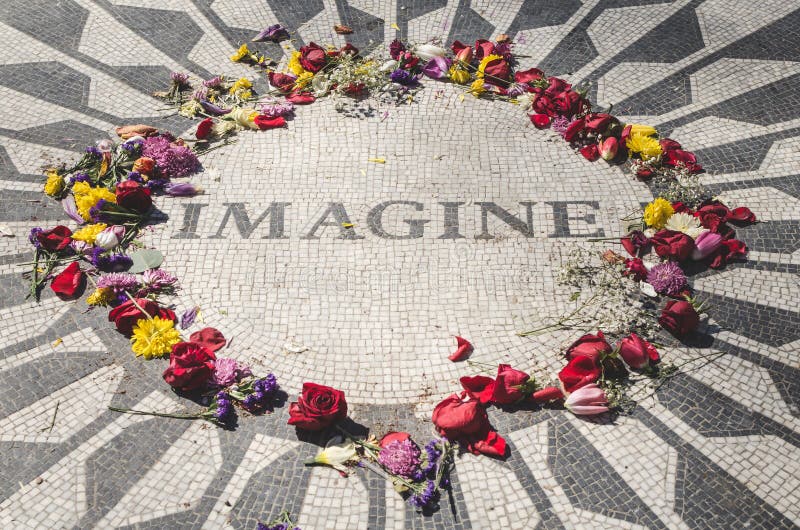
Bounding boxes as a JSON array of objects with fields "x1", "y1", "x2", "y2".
[
  {"x1": 50, "y1": 261, "x2": 85, "y2": 299},
  {"x1": 460, "y1": 374, "x2": 495, "y2": 404},
  {"x1": 621, "y1": 230, "x2": 649, "y2": 257},
  {"x1": 389, "y1": 39, "x2": 406, "y2": 60},
  {"x1": 287, "y1": 382, "x2": 347, "y2": 430},
  {"x1": 490, "y1": 364, "x2": 531, "y2": 404},
  {"x1": 299, "y1": 42, "x2": 327, "y2": 73},
  {"x1": 481, "y1": 57, "x2": 511, "y2": 85},
  {"x1": 530, "y1": 113, "x2": 551, "y2": 128},
  {"x1": 36, "y1": 225, "x2": 73, "y2": 252},
  {"x1": 108, "y1": 298, "x2": 176, "y2": 336},
  {"x1": 659, "y1": 300, "x2": 699, "y2": 337},
  {"x1": 268, "y1": 72, "x2": 297, "y2": 93},
  {"x1": 651, "y1": 229, "x2": 695, "y2": 261},
  {"x1": 431, "y1": 393, "x2": 507, "y2": 457},
  {"x1": 565, "y1": 331, "x2": 611, "y2": 365},
  {"x1": 545, "y1": 77, "x2": 571, "y2": 96},
  {"x1": 695, "y1": 201, "x2": 730, "y2": 232},
  {"x1": 195, "y1": 118, "x2": 213, "y2": 140},
  {"x1": 583, "y1": 113, "x2": 613, "y2": 134},
  {"x1": 558, "y1": 355, "x2": 601, "y2": 393},
  {"x1": 162, "y1": 341, "x2": 216, "y2": 392},
  {"x1": 708, "y1": 238, "x2": 747, "y2": 269},
  {"x1": 473, "y1": 39, "x2": 496, "y2": 60},
  {"x1": 553, "y1": 90, "x2": 583, "y2": 117},
  {"x1": 116, "y1": 180, "x2": 152, "y2": 214},
  {"x1": 624, "y1": 257, "x2": 648, "y2": 282},
  {"x1": 189, "y1": 327, "x2": 227, "y2": 352},
  {"x1": 379, "y1": 431, "x2": 411, "y2": 448},
  {"x1": 617, "y1": 332, "x2": 660, "y2": 369},
  {"x1": 515, "y1": 68, "x2": 544, "y2": 85},
  {"x1": 254, "y1": 115, "x2": 286, "y2": 130}
]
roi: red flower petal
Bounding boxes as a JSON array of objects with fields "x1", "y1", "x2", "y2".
[
  {"x1": 459, "y1": 374, "x2": 495, "y2": 403},
  {"x1": 448, "y1": 336, "x2": 473, "y2": 362},
  {"x1": 189, "y1": 327, "x2": 227, "y2": 352},
  {"x1": 530, "y1": 113, "x2": 551, "y2": 129},
  {"x1": 532, "y1": 386, "x2": 564, "y2": 403},
  {"x1": 286, "y1": 91, "x2": 316, "y2": 104},
  {"x1": 469, "y1": 430, "x2": 507, "y2": 458},
  {"x1": 195, "y1": 117, "x2": 213, "y2": 139},
  {"x1": 253, "y1": 115, "x2": 286, "y2": 130},
  {"x1": 50, "y1": 261, "x2": 85, "y2": 299}
]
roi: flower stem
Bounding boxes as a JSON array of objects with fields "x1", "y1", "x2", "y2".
[{"x1": 107, "y1": 406, "x2": 201, "y2": 420}]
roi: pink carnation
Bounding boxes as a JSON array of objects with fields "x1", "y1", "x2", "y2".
[{"x1": 141, "y1": 136, "x2": 200, "y2": 178}]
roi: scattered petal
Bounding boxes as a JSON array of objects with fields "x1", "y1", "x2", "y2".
[
  {"x1": 448, "y1": 336, "x2": 473, "y2": 362},
  {"x1": 368, "y1": 157, "x2": 386, "y2": 164},
  {"x1": 189, "y1": 327, "x2": 227, "y2": 352},
  {"x1": 334, "y1": 24, "x2": 353, "y2": 34}
]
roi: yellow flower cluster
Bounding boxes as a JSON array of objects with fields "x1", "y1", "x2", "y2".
[
  {"x1": 130, "y1": 316, "x2": 181, "y2": 359},
  {"x1": 294, "y1": 71, "x2": 314, "y2": 90},
  {"x1": 476, "y1": 54, "x2": 502, "y2": 78},
  {"x1": 71, "y1": 223, "x2": 107, "y2": 244},
  {"x1": 229, "y1": 77, "x2": 253, "y2": 100},
  {"x1": 87, "y1": 287, "x2": 114, "y2": 307},
  {"x1": 625, "y1": 123, "x2": 662, "y2": 161},
  {"x1": 643, "y1": 198, "x2": 675, "y2": 229},
  {"x1": 468, "y1": 78, "x2": 486, "y2": 97},
  {"x1": 287, "y1": 51, "x2": 306, "y2": 76},
  {"x1": 230, "y1": 44, "x2": 250, "y2": 62},
  {"x1": 44, "y1": 170, "x2": 64, "y2": 197},
  {"x1": 72, "y1": 182, "x2": 117, "y2": 221},
  {"x1": 448, "y1": 65, "x2": 470, "y2": 84}
]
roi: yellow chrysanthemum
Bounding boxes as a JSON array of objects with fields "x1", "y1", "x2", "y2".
[
  {"x1": 86, "y1": 287, "x2": 114, "y2": 307},
  {"x1": 230, "y1": 44, "x2": 250, "y2": 62},
  {"x1": 448, "y1": 65, "x2": 470, "y2": 84},
  {"x1": 228, "y1": 77, "x2": 253, "y2": 97},
  {"x1": 643, "y1": 198, "x2": 675, "y2": 229},
  {"x1": 627, "y1": 124, "x2": 657, "y2": 137},
  {"x1": 44, "y1": 170, "x2": 64, "y2": 197},
  {"x1": 294, "y1": 71, "x2": 314, "y2": 90},
  {"x1": 72, "y1": 182, "x2": 117, "y2": 221},
  {"x1": 626, "y1": 134, "x2": 663, "y2": 161},
  {"x1": 71, "y1": 223, "x2": 107, "y2": 244},
  {"x1": 476, "y1": 54, "x2": 503, "y2": 78},
  {"x1": 468, "y1": 78, "x2": 486, "y2": 98},
  {"x1": 130, "y1": 316, "x2": 181, "y2": 359},
  {"x1": 287, "y1": 51, "x2": 307, "y2": 76}
]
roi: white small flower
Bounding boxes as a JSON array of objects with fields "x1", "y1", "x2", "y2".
[
  {"x1": 665, "y1": 212, "x2": 704, "y2": 239},
  {"x1": 308, "y1": 441, "x2": 358, "y2": 473},
  {"x1": 379, "y1": 60, "x2": 398, "y2": 72}
]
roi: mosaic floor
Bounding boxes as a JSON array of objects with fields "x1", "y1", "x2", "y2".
[{"x1": 1, "y1": 1, "x2": 799, "y2": 529}]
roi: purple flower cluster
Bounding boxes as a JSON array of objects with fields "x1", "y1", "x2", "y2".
[
  {"x1": 90, "y1": 248, "x2": 132, "y2": 272},
  {"x1": 71, "y1": 172, "x2": 91, "y2": 184},
  {"x1": 213, "y1": 391, "x2": 235, "y2": 425},
  {"x1": 141, "y1": 136, "x2": 200, "y2": 178},
  {"x1": 97, "y1": 272, "x2": 139, "y2": 292},
  {"x1": 120, "y1": 139, "x2": 143, "y2": 154},
  {"x1": 390, "y1": 69, "x2": 419, "y2": 86},
  {"x1": 203, "y1": 76, "x2": 222, "y2": 88},
  {"x1": 259, "y1": 100, "x2": 294, "y2": 118},
  {"x1": 408, "y1": 480, "x2": 437, "y2": 508},
  {"x1": 85, "y1": 146, "x2": 102, "y2": 158},
  {"x1": 170, "y1": 71, "x2": 190, "y2": 86},
  {"x1": 378, "y1": 439, "x2": 421, "y2": 478},
  {"x1": 552, "y1": 116, "x2": 571, "y2": 137},
  {"x1": 646, "y1": 261, "x2": 687, "y2": 296},
  {"x1": 241, "y1": 374, "x2": 279, "y2": 410},
  {"x1": 28, "y1": 227, "x2": 43, "y2": 248}
]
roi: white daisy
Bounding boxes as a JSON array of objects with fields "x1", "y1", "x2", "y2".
[{"x1": 665, "y1": 212, "x2": 705, "y2": 239}]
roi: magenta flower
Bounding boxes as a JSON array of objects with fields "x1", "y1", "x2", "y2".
[
  {"x1": 164, "y1": 182, "x2": 202, "y2": 197},
  {"x1": 142, "y1": 136, "x2": 200, "y2": 178},
  {"x1": 565, "y1": 383, "x2": 609, "y2": 415},
  {"x1": 646, "y1": 261, "x2": 687, "y2": 296},
  {"x1": 97, "y1": 272, "x2": 139, "y2": 292},
  {"x1": 212, "y1": 358, "x2": 253, "y2": 387},
  {"x1": 378, "y1": 439, "x2": 421, "y2": 478},
  {"x1": 252, "y1": 24, "x2": 289, "y2": 43},
  {"x1": 421, "y1": 56, "x2": 451, "y2": 79},
  {"x1": 142, "y1": 268, "x2": 178, "y2": 290},
  {"x1": 691, "y1": 230, "x2": 723, "y2": 260}
]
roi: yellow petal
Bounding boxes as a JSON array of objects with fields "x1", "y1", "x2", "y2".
[
  {"x1": 368, "y1": 157, "x2": 386, "y2": 164},
  {"x1": 390, "y1": 23, "x2": 400, "y2": 31}
]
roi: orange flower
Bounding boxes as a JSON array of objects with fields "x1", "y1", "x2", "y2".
[{"x1": 133, "y1": 157, "x2": 156, "y2": 175}]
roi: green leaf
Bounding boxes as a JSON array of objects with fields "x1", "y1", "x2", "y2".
[
  {"x1": 569, "y1": 291, "x2": 581, "y2": 301},
  {"x1": 128, "y1": 250, "x2": 164, "y2": 273}
]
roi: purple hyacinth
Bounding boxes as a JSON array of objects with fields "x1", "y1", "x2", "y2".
[
  {"x1": 28, "y1": 227, "x2": 43, "y2": 248},
  {"x1": 390, "y1": 69, "x2": 419, "y2": 86},
  {"x1": 378, "y1": 439, "x2": 421, "y2": 478},
  {"x1": 408, "y1": 480, "x2": 437, "y2": 508},
  {"x1": 213, "y1": 391, "x2": 235, "y2": 424},
  {"x1": 646, "y1": 261, "x2": 687, "y2": 296}
]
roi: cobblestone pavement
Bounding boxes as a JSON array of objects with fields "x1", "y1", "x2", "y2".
[{"x1": 0, "y1": 1, "x2": 799, "y2": 529}]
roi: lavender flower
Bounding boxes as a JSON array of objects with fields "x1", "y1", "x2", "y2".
[
  {"x1": 646, "y1": 261, "x2": 687, "y2": 296},
  {"x1": 212, "y1": 358, "x2": 252, "y2": 387},
  {"x1": 85, "y1": 146, "x2": 102, "y2": 158},
  {"x1": 259, "y1": 100, "x2": 294, "y2": 118},
  {"x1": 142, "y1": 268, "x2": 178, "y2": 290},
  {"x1": 28, "y1": 227, "x2": 43, "y2": 248},
  {"x1": 164, "y1": 182, "x2": 202, "y2": 196},
  {"x1": 90, "y1": 249, "x2": 132, "y2": 272},
  {"x1": 97, "y1": 272, "x2": 139, "y2": 292},
  {"x1": 389, "y1": 69, "x2": 419, "y2": 86},
  {"x1": 252, "y1": 24, "x2": 289, "y2": 43},
  {"x1": 254, "y1": 373, "x2": 277, "y2": 394},
  {"x1": 408, "y1": 480, "x2": 437, "y2": 508},
  {"x1": 212, "y1": 391, "x2": 235, "y2": 425},
  {"x1": 71, "y1": 172, "x2": 91, "y2": 183},
  {"x1": 412, "y1": 439, "x2": 442, "y2": 480},
  {"x1": 126, "y1": 171, "x2": 144, "y2": 184},
  {"x1": 142, "y1": 136, "x2": 200, "y2": 178},
  {"x1": 180, "y1": 306, "x2": 199, "y2": 329},
  {"x1": 241, "y1": 374, "x2": 278, "y2": 411},
  {"x1": 170, "y1": 71, "x2": 190, "y2": 86},
  {"x1": 551, "y1": 115, "x2": 571, "y2": 137},
  {"x1": 378, "y1": 439, "x2": 421, "y2": 478}
]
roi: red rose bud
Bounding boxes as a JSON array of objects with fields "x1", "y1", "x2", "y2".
[
  {"x1": 50, "y1": 261, "x2": 85, "y2": 299},
  {"x1": 115, "y1": 180, "x2": 152, "y2": 214},
  {"x1": 624, "y1": 257, "x2": 648, "y2": 282},
  {"x1": 268, "y1": 72, "x2": 297, "y2": 93},
  {"x1": 532, "y1": 386, "x2": 564, "y2": 403},
  {"x1": 691, "y1": 230, "x2": 723, "y2": 260},
  {"x1": 515, "y1": 68, "x2": 544, "y2": 85},
  {"x1": 490, "y1": 364, "x2": 531, "y2": 404},
  {"x1": 651, "y1": 229, "x2": 695, "y2": 261},
  {"x1": 565, "y1": 331, "x2": 611, "y2": 365},
  {"x1": 558, "y1": 355, "x2": 602, "y2": 393},
  {"x1": 287, "y1": 382, "x2": 348, "y2": 431},
  {"x1": 617, "y1": 332, "x2": 660, "y2": 369},
  {"x1": 36, "y1": 225, "x2": 73, "y2": 252},
  {"x1": 460, "y1": 374, "x2": 495, "y2": 404},
  {"x1": 189, "y1": 327, "x2": 227, "y2": 352},
  {"x1": 448, "y1": 336, "x2": 473, "y2": 362},
  {"x1": 108, "y1": 298, "x2": 176, "y2": 336},
  {"x1": 196, "y1": 117, "x2": 213, "y2": 139},
  {"x1": 580, "y1": 144, "x2": 600, "y2": 161},
  {"x1": 659, "y1": 300, "x2": 700, "y2": 338},
  {"x1": 254, "y1": 115, "x2": 286, "y2": 130},
  {"x1": 530, "y1": 113, "x2": 551, "y2": 128},
  {"x1": 598, "y1": 136, "x2": 618, "y2": 161},
  {"x1": 162, "y1": 341, "x2": 216, "y2": 392},
  {"x1": 298, "y1": 42, "x2": 327, "y2": 72},
  {"x1": 379, "y1": 431, "x2": 411, "y2": 448}
]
